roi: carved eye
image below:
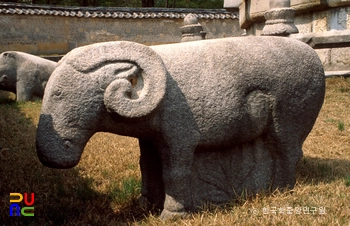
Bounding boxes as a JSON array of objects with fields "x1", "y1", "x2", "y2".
[
  {"x1": 129, "y1": 76, "x2": 138, "y2": 87},
  {"x1": 2, "y1": 52, "x2": 13, "y2": 58},
  {"x1": 52, "y1": 88, "x2": 62, "y2": 97}
]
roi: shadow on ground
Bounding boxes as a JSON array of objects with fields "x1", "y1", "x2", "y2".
[
  {"x1": 0, "y1": 99, "x2": 151, "y2": 226},
  {"x1": 297, "y1": 156, "x2": 350, "y2": 185}
]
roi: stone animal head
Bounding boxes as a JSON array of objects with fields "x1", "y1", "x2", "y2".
[
  {"x1": 36, "y1": 41, "x2": 167, "y2": 168},
  {"x1": 0, "y1": 52, "x2": 17, "y2": 92}
]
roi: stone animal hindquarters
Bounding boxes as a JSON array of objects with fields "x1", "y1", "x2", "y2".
[{"x1": 150, "y1": 36, "x2": 325, "y2": 208}]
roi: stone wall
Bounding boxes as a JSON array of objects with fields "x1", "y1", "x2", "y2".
[
  {"x1": 0, "y1": 3, "x2": 243, "y2": 56},
  {"x1": 317, "y1": 45, "x2": 350, "y2": 71}
]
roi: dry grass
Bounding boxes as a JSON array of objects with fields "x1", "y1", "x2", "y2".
[{"x1": 0, "y1": 77, "x2": 349, "y2": 225}]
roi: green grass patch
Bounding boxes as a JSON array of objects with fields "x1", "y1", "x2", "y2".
[
  {"x1": 107, "y1": 176, "x2": 141, "y2": 204},
  {"x1": 337, "y1": 121, "x2": 345, "y2": 131},
  {"x1": 325, "y1": 118, "x2": 346, "y2": 132},
  {"x1": 345, "y1": 175, "x2": 350, "y2": 187}
]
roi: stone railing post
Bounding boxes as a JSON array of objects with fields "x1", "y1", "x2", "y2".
[
  {"x1": 180, "y1": 14, "x2": 206, "y2": 42},
  {"x1": 261, "y1": 0, "x2": 298, "y2": 36}
]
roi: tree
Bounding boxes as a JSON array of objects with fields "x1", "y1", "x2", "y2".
[
  {"x1": 142, "y1": 0, "x2": 154, "y2": 7},
  {"x1": 164, "y1": 0, "x2": 175, "y2": 8},
  {"x1": 80, "y1": 0, "x2": 88, "y2": 6}
]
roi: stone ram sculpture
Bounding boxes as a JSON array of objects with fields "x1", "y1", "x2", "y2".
[
  {"x1": 36, "y1": 37, "x2": 325, "y2": 219},
  {"x1": 0, "y1": 51, "x2": 57, "y2": 101}
]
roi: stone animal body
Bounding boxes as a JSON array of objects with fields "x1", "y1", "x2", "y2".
[
  {"x1": 0, "y1": 51, "x2": 57, "y2": 101},
  {"x1": 36, "y1": 37, "x2": 325, "y2": 219}
]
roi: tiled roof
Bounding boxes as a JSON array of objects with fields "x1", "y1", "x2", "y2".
[{"x1": 0, "y1": 3, "x2": 238, "y2": 19}]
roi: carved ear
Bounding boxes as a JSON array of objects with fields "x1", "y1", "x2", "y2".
[
  {"x1": 97, "y1": 62, "x2": 140, "y2": 90},
  {"x1": 2, "y1": 52, "x2": 15, "y2": 59},
  {"x1": 63, "y1": 41, "x2": 167, "y2": 118}
]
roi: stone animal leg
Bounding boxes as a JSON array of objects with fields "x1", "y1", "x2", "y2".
[
  {"x1": 280, "y1": 144, "x2": 303, "y2": 188},
  {"x1": 16, "y1": 88, "x2": 31, "y2": 101},
  {"x1": 139, "y1": 138, "x2": 165, "y2": 211},
  {"x1": 16, "y1": 80, "x2": 31, "y2": 101},
  {"x1": 269, "y1": 136, "x2": 303, "y2": 189},
  {"x1": 159, "y1": 138, "x2": 198, "y2": 220}
]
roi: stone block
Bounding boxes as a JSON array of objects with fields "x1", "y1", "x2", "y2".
[
  {"x1": 327, "y1": 0, "x2": 350, "y2": 7},
  {"x1": 315, "y1": 48, "x2": 331, "y2": 70},
  {"x1": 224, "y1": 0, "x2": 242, "y2": 8},
  {"x1": 315, "y1": 47, "x2": 350, "y2": 71},
  {"x1": 249, "y1": 0, "x2": 270, "y2": 19},
  {"x1": 311, "y1": 30, "x2": 350, "y2": 48},
  {"x1": 239, "y1": 0, "x2": 250, "y2": 28},
  {"x1": 329, "y1": 7, "x2": 348, "y2": 30},
  {"x1": 330, "y1": 47, "x2": 350, "y2": 70},
  {"x1": 291, "y1": 0, "x2": 323, "y2": 11}
]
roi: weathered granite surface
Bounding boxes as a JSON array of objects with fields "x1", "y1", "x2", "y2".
[
  {"x1": 0, "y1": 51, "x2": 57, "y2": 101},
  {"x1": 36, "y1": 37, "x2": 325, "y2": 219}
]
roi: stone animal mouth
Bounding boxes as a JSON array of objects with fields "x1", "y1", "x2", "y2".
[{"x1": 37, "y1": 147, "x2": 80, "y2": 169}]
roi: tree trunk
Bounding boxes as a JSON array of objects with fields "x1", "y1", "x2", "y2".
[
  {"x1": 142, "y1": 0, "x2": 154, "y2": 7},
  {"x1": 81, "y1": 0, "x2": 89, "y2": 6}
]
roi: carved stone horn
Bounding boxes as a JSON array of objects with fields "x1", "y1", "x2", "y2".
[{"x1": 65, "y1": 41, "x2": 167, "y2": 118}]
